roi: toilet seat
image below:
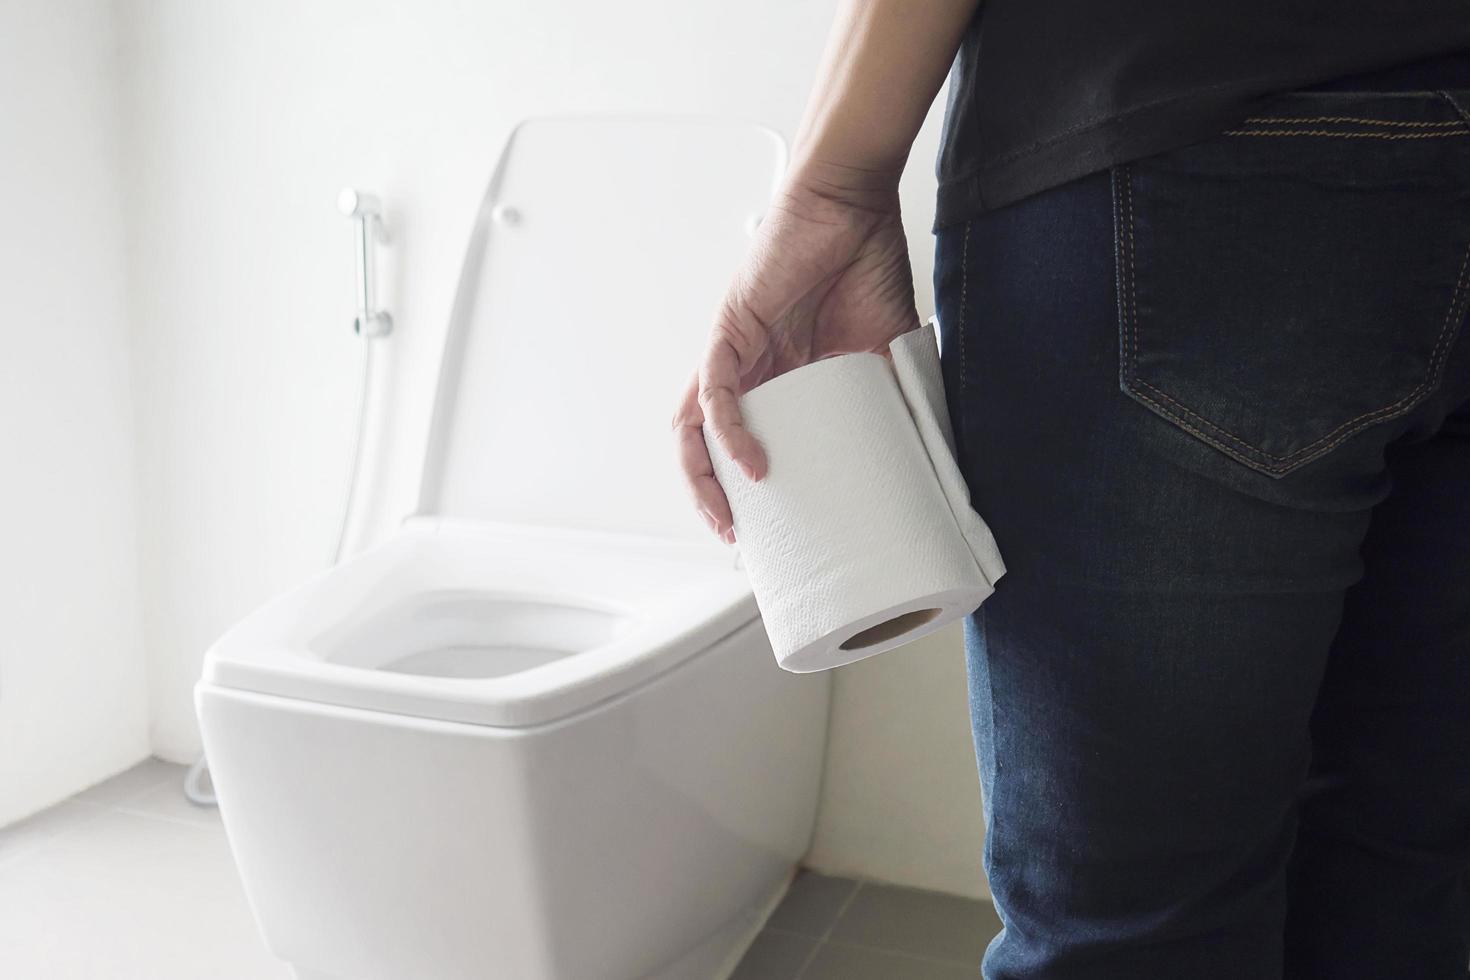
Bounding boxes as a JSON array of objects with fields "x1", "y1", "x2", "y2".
[{"x1": 203, "y1": 518, "x2": 756, "y2": 728}]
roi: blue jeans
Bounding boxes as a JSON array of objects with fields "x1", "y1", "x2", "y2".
[{"x1": 936, "y1": 53, "x2": 1470, "y2": 979}]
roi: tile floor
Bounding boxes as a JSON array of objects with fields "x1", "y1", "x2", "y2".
[
  {"x1": 0, "y1": 759, "x2": 289, "y2": 980},
  {"x1": 1, "y1": 759, "x2": 1001, "y2": 980},
  {"x1": 731, "y1": 869, "x2": 1000, "y2": 980}
]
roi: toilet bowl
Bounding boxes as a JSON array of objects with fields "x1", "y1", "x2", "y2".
[{"x1": 196, "y1": 117, "x2": 830, "y2": 980}]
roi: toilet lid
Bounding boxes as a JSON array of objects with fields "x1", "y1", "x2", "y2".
[{"x1": 416, "y1": 117, "x2": 786, "y2": 545}]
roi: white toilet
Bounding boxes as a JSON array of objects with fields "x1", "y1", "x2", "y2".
[{"x1": 196, "y1": 117, "x2": 831, "y2": 980}]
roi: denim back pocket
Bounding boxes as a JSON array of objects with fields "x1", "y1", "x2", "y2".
[{"x1": 1111, "y1": 88, "x2": 1470, "y2": 477}]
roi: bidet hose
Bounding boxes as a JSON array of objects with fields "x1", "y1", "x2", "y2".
[
  {"x1": 183, "y1": 756, "x2": 214, "y2": 807},
  {"x1": 332, "y1": 336, "x2": 378, "y2": 564},
  {"x1": 185, "y1": 322, "x2": 385, "y2": 808}
]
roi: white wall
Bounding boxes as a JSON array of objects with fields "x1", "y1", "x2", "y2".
[
  {"x1": 121, "y1": 0, "x2": 989, "y2": 896},
  {"x1": 805, "y1": 628, "x2": 988, "y2": 898},
  {"x1": 0, "y1": 0, "x2": 150, "y2": 825}
]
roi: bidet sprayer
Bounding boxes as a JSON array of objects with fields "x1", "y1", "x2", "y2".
[{"x1": 338, "y1": 188, "x2": 392, "y2": 338}]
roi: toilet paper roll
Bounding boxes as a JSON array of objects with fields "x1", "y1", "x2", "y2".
[{"x1": 704, "y1": 320, "x2": 1005, "y2": 673}]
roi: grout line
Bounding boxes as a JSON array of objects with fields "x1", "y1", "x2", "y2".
[
  {"x1": 792, "y1": 880, "x2": 864, "y2": 980},
  {"x1": 822, "y1": 935, "x2": 981, "y2": 969},
  {"x1": 71, "y1": 761, "x2": 181, "y2": 810},
  {"x1": 0, "y1": 800, "x2": 113, "y2": 868},
  {"x1": 756, "y1": 877, "x2": 999, "y2": 979},
  {"x1": 106, "y1": 805, "x2": 220, "y2": 832},
  {"x1": 790, "y1": 938, "x2": 824, "y2": 980},
  {"x1": 823, "y1": 880, "x2": 863, "y2": 941},
  {"x1": 0, "y1": 804, "x2": 109, "y2": 850},
  {"x1": 0, "y1": 764, "x2": 198, "y2": 872},
  {"x1": 110, "y1": 780, "x2": 180, "y2": 808}
]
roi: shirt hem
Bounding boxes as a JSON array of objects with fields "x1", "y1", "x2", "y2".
[
  {"x1": 934, "y1": 91, "x2": 1282, "y2": 230},
  {"x1": 933, "y1": 40, "x2": 1470, "y2": 230}
]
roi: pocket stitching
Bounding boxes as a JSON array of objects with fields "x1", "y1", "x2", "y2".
[
  {"x1": 1116, "y1": 161, "x2": 1470, "y2": 474},
  {"x1": 1224, "y1": 113, "x2": 1470, "y2": 139},
  {"x1": 1241, "y1": 115, "x2": 1465, "y2": 128},
  {"x1": 959, "y1": 219, "x2": 972, "y2": 394},
  {"x1": 1222, "y1": 128, "x2": 1469, "y2": 140}
]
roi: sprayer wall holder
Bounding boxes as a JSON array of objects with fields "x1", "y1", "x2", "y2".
[{"x1": 338, "y1": 188, "x2": 392, "y2": 338}]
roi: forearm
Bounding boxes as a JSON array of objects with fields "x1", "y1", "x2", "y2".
[{"x1": 790, "y1": 0, "x2": 982, "y2": 194}]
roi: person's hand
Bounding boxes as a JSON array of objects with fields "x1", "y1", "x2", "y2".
[{"x1": 672, "y1": 164, "x2": 921, "y2": 543}]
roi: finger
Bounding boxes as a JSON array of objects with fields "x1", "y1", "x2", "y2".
[
  {"x1": 699, "y1": 337, "x2": 768, "y2": 481},
  {"x1": 676, "y1": 426, "x2": 734, "y2": 533},
  {"x1": 672, "y1": 375, "x2": 734, "y2": 536}
]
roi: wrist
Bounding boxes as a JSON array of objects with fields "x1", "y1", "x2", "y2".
[{"x1": 783, "y1": 155, "x2": 904, "y2": 216}]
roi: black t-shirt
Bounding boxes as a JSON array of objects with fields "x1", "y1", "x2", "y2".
[{"x1": 934, "y1": 3, "x2": 1470, "y2": 228}]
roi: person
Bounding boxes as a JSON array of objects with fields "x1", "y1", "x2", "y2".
[{"x1": 672, "y1": 1, "x2": 1470, "y2": 977}]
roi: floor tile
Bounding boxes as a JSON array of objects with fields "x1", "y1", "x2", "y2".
[
  {"x1": 73, "y1": 758, "x2": 181, "y2": 807},
  {"x1": 0, "y1": 800, "x2": 106, "y2": 868},
  {"x1": 765, "y1": 870, "x2": 859, "y2": 938},
  {"x1": 799, "y1": 942, "x2": 977, "y2": 980},
  {"x1": 3, "y1": 775, "x2": 1005, "y2": 980},
  {"x1": 729, "y1": 930, "x2": 818, "y2": 980},
  {"x1": 0, "y1": 808, "x2": 287, "y2": 979},
  {"x1": 829, "y1": 881, "x2": 999, "y2": 966},
  {"x1": 113, "y1": 776, "x2": 223, "y2": 828}
]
